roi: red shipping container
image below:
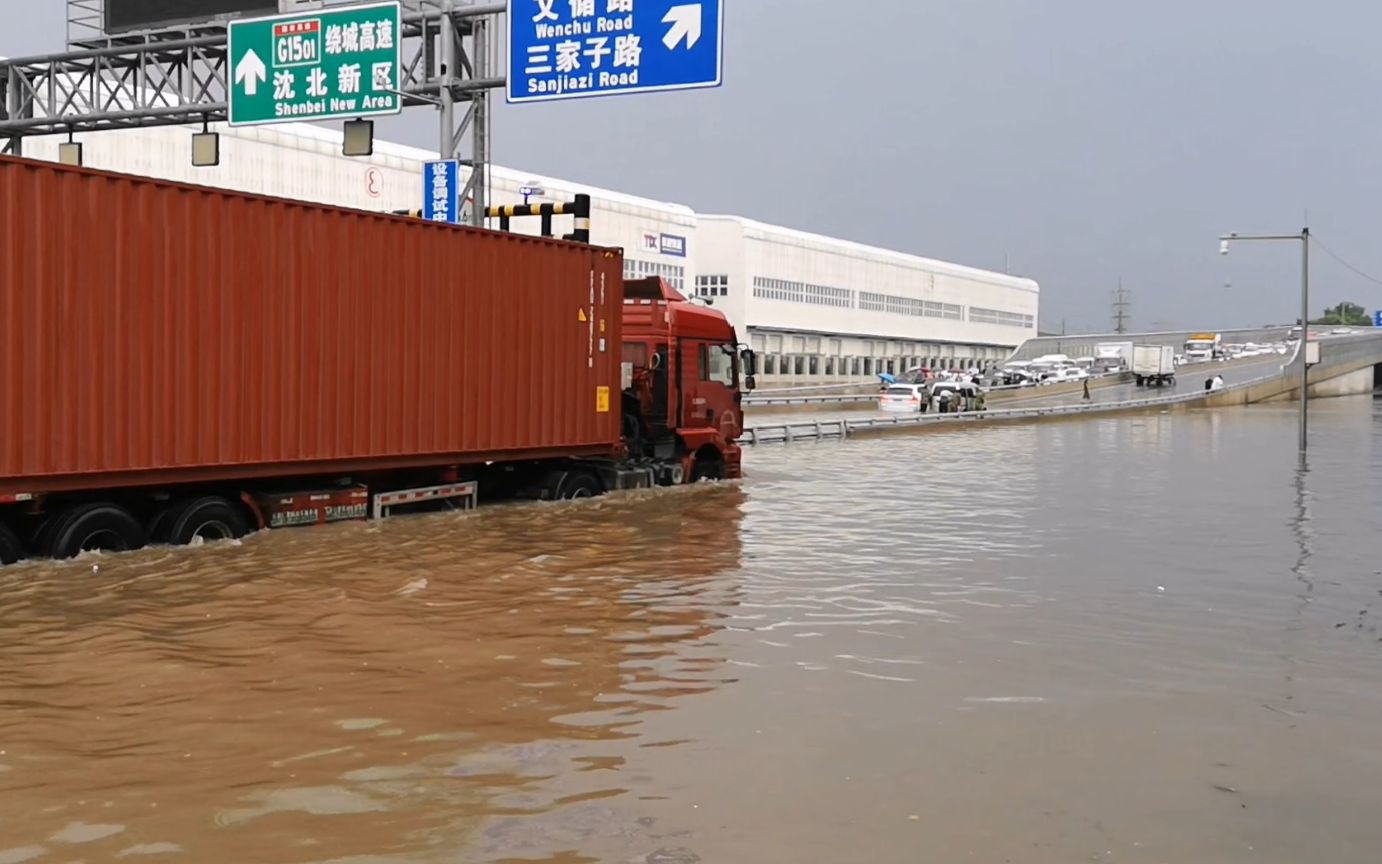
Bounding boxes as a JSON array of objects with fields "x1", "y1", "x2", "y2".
[{"x1": 0, "y1": 156, "x2": 625, "y2": 496}]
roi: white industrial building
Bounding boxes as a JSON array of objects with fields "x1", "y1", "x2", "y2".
[
  {"x1": 695, "y1": 216, "x2": 1038, "y2": 382},
  {"x1": 22, "y1": 122, "x2": 1037, "y2": 384}
]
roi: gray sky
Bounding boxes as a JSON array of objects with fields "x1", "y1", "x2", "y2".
[{"x1": 4, "y1": 0, "x2": 1381, "y2": 333}]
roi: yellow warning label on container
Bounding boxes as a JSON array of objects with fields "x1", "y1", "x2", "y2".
[
  {"x1": 578, "y1": 309, "x2": 588, "y2": 323},
  {"x1": 596, "y1": 386, "x2": 610, "y2": 413},
  {"x1": 600, "y1": 319, "x2": 606, "y2": 333}
]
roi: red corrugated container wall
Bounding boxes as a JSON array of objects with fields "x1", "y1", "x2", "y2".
[{"x1": 0, "y1": 156, "x2": 624, "y2": 495}]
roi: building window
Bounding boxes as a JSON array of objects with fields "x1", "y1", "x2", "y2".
[
  {"x1": 794, "y1": 356, "x2": 805, "y2": 376},
  {"x1": 969, "y1": 307, "x2": 1034, "y2": 328},
  {"x1": 695, "y1": 274, "x2": 730, "y2": 298},
  {"x1": 859, "y1": 291, "x2": 964, "y2": 320},
  {"x1": 752, "y1": 276, "x2": 853, "y2": 308},
  {"x1": 623, "y1": 259, "x2": 685, "y2": 293}
]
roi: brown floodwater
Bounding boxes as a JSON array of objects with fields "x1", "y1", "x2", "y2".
[{"x1": 2, "y1": 400, "x2": 1382, "y2": 863}]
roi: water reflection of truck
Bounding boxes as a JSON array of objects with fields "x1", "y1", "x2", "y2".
[
  {"x1": 1132, "y1": 345, "x2": 1177, "y2": 387},
  {"x1": 1183, "y1": 332, "x2": 1222, "y2": 363},
  {"x1": 0, "y1": 157, "x2": 755, "y2": 565},
  {"x1": 1092, "y1": 341, "x2": 1133, "y2": 374}
]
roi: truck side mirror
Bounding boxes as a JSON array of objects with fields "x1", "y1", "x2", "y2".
[
  {"x1": 740, "y1": 348, "x2": 757, "y2": 376},
  {"x1": 745, "y1": 374, "x2": 757, "y2": 392}
]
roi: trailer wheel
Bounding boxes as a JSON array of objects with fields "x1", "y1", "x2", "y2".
[
  {"x1": 554, "y1": 471, "x2": 602, "y2": 501},
  {"x1": 147, "y1": 505, "x2": 176, "y2": 545},
  {"x1": 0, "y1": 521, "x2": 24, "y2": 565},
  {"x1": 46, "y1": 503, "x2": 146, "y2": 560},
  {"x1": 165, "y1": 497, "x2": 250, "y2": 546}
]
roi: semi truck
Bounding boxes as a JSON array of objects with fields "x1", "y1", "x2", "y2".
[
  {"x1": 1183, "y1": 332, "x2": 1222, "y2": 363},
  {"x1": 0, "y1": 156, "x2": 754, "y2": 565},
  {"x1": 1132, "y1": 345, "x2": 1177, "y2": 387}
]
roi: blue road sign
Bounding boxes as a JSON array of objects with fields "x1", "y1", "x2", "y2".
[
  {"x1": 422, "y1": 160, "x2": 460, "y2": 223},
  {"x1": 507, "y1": 0, "x2": 723, "y2": 104},
  {"x1": 1374, "y1": 310, "x2": 1382, "y2": 327}
]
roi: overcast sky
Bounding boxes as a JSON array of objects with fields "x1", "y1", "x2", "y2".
[{"x1": 4, "y1": 0, "x2": 1382, "y2": 333}]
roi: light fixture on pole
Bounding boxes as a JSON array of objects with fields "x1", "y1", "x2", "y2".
[
  {"x1": 191, "y1": 118, "x2": 220, "y2": 167},
  {"x1": 342, "y1": 119, "x2": 374, "y2": 157},
  {"x1": 57, "y1": 129, "x2": 83, "y2": 166},
  {"x1": 1218, "y1": 228, "x2": 1311, "y2": 457}
]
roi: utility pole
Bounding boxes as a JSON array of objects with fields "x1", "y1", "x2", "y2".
[
  {"x1": 1219, "y1": 228, "x2": 1311, "y2": 459},
  {"x1": 1111, "y1": 280, "x2": 1132, "y2": 334}
]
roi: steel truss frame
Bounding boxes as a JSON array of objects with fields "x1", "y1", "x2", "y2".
[{"x1": 3, "y1": 1, "x2": 503, "y2": 225}]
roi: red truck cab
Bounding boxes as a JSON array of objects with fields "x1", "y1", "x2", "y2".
[{"x1": 621, "y1": 277, "x2": 754, "y2": 482}]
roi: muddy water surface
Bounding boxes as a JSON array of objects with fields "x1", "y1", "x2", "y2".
[{"x1": 2, "y1": 401, "x2": 1382, "y2": 862}]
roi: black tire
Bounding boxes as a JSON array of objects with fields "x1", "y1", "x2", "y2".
[
  {"x1": 691, "y1": 454, "x2": 725, "y2": 482},
  {"x1": 553, "y1": 471, "x2": 602, "y2": 501},
  {"x1": 46, "y1": 503, "x2": 146, "y2": 560},
  {"x1": 0, "y1": 521, "x2": 24, "y2": 565},
  {"x1": 147, "y1": 505, "x2": 177, "y2": 545},
  {"x1": 165, "y1": 497, "x2": 250, "y2": 546}
]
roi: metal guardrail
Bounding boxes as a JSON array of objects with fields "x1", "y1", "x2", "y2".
[
  {"x1": 749, "y1": 382, "x2": 877, "y2": 397},
  {"x1": 742, "y1": 371, "x2": 1281, "y2": 445},
  {"x1": 743, "y1": 374, "x2": 1121, "y2": 407},
  {"x1": 1007, "y1": 327, "x2": 1295, "y2": 363},
  {"x1": 744, "y1": 393, "x2": 880, "y2": 407}
]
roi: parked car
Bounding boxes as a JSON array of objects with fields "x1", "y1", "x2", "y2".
[{"x1": 880, "y1": 384, "x2": 928, "y2": 413}]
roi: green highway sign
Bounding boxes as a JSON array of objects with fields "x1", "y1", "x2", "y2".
[{"x1": 228, "y1": 1, "x2": 403, "y2": 127}]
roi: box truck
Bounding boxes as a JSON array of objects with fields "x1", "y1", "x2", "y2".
[
  {"x1": 1092, "y1": 341, "x2": 1133, "y2": 373},
  {"x1": 0, "y1": 157, "x2": 753, "y2": 564},
  {"x1": 1132, "y1": 345, "x2": 1177, "y2": 387}
]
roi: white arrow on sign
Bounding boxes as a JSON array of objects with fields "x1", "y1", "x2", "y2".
[
  {"x1": 234, "y1": 48, "x2": 267, "y2": 96},
  {"x1": 662, "y1": 4, "x2": 703, "y2": 50}
]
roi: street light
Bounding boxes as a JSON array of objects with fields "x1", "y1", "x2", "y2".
[{"x1": 1218, "y1": 227, "x2": 1310, "y2": 456}]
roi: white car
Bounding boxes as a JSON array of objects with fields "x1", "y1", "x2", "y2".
[
  {"x1": 879, "y1": 384, "x2": 927, "y2": 413},
  {"x1": 1331, "y1": 327, "x2": 1353, "y2": 335},
  {"x1": 1038, "y1": 367, "x2": 1090, "y2": 385}
]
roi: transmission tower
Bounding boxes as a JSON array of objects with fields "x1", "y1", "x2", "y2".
[{"x1": 1111, "y1": 281, "x2": 1132, "y2": 334}]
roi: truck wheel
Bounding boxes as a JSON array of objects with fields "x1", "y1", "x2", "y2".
[
  {"x1": 553, "y1": 471, "x2": 601, "y2": 500},
  {"x1": 46, "y1": 503, "x2": 146, "y2": 560},
  {"x1": 165, "y1": 497, "x2": 250, "y2": 546},
  {"x1": 0, "y1": 521, "x2": 24, "y2": 565},
  {"x1": 691, "y1": 452, "x2": 725, "y2": 482}
]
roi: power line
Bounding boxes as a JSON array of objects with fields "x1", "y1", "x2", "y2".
[{"x1": 1312, "y1": 234, "x2": 1382, "y2": 289}]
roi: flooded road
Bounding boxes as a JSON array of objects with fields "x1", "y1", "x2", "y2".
[
  {"x1": 4, "y1": 400, "x2": 1382, "y2": 862},
  {"x1": 746, "y1": 354, "x2": 1287, "y2": 428}
]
